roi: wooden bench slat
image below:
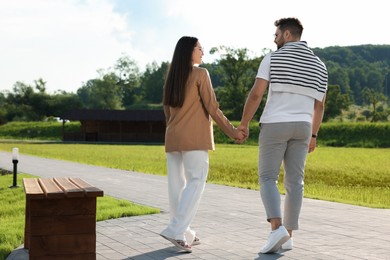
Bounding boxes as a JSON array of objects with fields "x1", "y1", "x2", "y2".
[
  {"x1": 38, "y1": 178, "x2": 65, "y2": 199},
  {"x1": 54, "y1": 177, "x2": 85, "y2": 198},
  {"x1": 70, "y1": 178, "x2": 104, "y2": 197},
  {"x1": 23, "y1": 178, "x2": 45, "y2": 199}
]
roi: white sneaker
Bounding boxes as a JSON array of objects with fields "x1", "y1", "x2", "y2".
[
  {"x1": 281, "y1": 237, "x2": 293, "y2": 250},
  {"x1": 260, "y1": 226, "x2": 290, "y2": 254}
]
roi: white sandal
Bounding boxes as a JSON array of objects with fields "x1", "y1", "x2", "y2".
[
  {"x1": 192, "y1": 237, "x2": 201, "y2": 246},
  {"x1": 160, "y1": 234, "x2": 192, "y2": 253}
]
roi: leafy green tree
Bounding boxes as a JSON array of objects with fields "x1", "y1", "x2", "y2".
[
  {"x1": 210, "y1": 46, "x2": 262, "y2": 120},
  {"x1": 77, "y1": 73, "x2": 123, "y2": 109},
  {"x1": 361, "y1": 87, "x2": 388, "y2": 122},
  {"x1": 114, "y1": 55, "x2": 141, "y2": 108},
  {"x1": 348, "y1": 67, "x2": 367, "y2": 104},
  {"x1": 34, "y1": 78, "x2": 47, "y2": 93},
  {"x1": 0, "y1": 92, "x2": 7, "y2": 124},
  {"x1": 323, "y1": 85, "x2": 351, "y2": 121},
  {"x1": 327, "y1": 62, "x2": 352, "y2": 97},
  {"x1": 385, "y1": 73, "x2": 390, "y2": 100},
  {"x1": 202, "y1": 63, "x2": 222, "y2": 90},
  {"x1": 140, "y1": 61, "x2": 168, "y2": 104},
  {"x1": 5, "y1": 80, "x2": 51, "y2": 121},
  {"x1": 366, "y1": 70, "x2": 383, "y2": 93},
  {"x1": 49, "y1": 91, "x2": 82, "y2": 117}
]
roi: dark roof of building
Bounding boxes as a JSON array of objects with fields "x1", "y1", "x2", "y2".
[{"x1": 61, "y1": 109, "x2": 165, "y2": 122}]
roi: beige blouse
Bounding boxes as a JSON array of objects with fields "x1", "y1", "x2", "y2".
[{"x1": 164, "y1": 66, "x2": 236, "y2": 152}]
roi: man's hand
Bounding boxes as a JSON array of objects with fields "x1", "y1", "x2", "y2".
[
  {"x1": 235, "y1": 125, "x2": 249, "y2": 144},
  {"x1": 308, "y1": 138, "x2": 316, "y2": 153}
]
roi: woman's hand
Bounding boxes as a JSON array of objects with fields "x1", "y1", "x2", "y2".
[{"x1": 234, "y1": 125, "x2": 249, "y2": 144}]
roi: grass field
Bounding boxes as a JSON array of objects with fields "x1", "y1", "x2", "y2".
[{"x1": 0, "y1": 142, "x2": 389, "y2": 209}]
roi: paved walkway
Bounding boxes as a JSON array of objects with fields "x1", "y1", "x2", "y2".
[{"x1": 1, "y1": 151, "x2": 390, "y2": 260}]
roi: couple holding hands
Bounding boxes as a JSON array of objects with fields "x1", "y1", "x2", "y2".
[{"x1": 160, "y1": 17, "x2": 328, "y2": 254}]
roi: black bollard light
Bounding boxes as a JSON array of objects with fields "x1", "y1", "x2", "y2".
[{"x1": 10, "y1": 147, "x2": 19, "y2": 188}]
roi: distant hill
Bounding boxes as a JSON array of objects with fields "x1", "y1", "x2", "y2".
[
  {"x1": 312, "y1": 44, "x2": 390, "y2": 104},
  {"x1": 313, "y1": 44, "x2": 390, "y2": 67}
]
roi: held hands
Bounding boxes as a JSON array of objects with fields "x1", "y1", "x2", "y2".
[{"x1": 234, "y1": 124, "x2": 249, "y2": 144}]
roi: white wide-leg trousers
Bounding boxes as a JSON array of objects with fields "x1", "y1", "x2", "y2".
[{"x1": 160, "y1": 150, "x2": 209, "y2": 243}]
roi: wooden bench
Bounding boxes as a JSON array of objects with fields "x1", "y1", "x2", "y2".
[{"x1": 23, "y1": 177, "x2": 104, "y2": 260}]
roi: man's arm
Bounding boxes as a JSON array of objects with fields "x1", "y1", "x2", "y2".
[
  {"x1": 238, "y1": 78, "x2": 268, "y2": 139},
  {"x1": 309, "y1": 95, "x2": 326, "y2": 153}
]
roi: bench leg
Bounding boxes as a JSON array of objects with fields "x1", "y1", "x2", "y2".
[{"x1": 24, "y1": 197, "x2": 30, "y2": 249}]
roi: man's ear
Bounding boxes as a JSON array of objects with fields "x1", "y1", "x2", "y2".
[{"x1": 284, "y1": 30, "x2": 291, "y2": 39}]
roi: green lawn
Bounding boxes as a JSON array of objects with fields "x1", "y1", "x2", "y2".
[{"x1": 0, "y1": 142, "x2": 389, "y2": 209}]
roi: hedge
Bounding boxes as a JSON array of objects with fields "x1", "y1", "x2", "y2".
[{"x1": 213, "y1": 122, "x2": 390, "y2": 148}]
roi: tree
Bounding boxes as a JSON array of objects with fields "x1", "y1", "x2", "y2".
[
  {"x1": 74, "y1": 55, "x2": 141, "y2": 110},
  {"x1": 327, "y1": 62, "x2": 353, "y2": 99},
  {"x1": 0, "y1": 92, "x2": 7, "y2": 124},
  {"x1": 348, "y1": 67, "x2": 367, "y2": 105},
  {"x1": 366, "y1": 70, "x2": 383, "y2": 93},
  {"x1": 361, "y1": 87, "x2": 388, "y2": 122},
  {"x1": 5, "y1": 80, "x2": 51, "y2": 121},
  {"x1": 323, "y1": 85, "x2": 350, "y2": 121},
  {"x1": 140, "y1": 61, "x2": 168, "y2": 104},
  {"x1": 77, "y1": 73, "x2": 123, "y2": 109},
  {"x1": 114, "y1": 55, "x2": 141, "y2": 108},
  {"x1": 34, "y1": 78, "x2": 47, "y2": 93},
  {"x1": 210, "y1": 46, "x2": 263, "y2": 120},
  {"x1": 49, "y1": 91, "x2": 82, "y2": 117}
]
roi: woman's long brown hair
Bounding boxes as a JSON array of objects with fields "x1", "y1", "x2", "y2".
[{"x1": 163, "y1": 36, "x2": 198, "y2": 107}]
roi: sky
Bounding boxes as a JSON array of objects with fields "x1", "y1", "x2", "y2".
[{"x1": 0, "y1": 0, "x2": 388, "y2": 94}]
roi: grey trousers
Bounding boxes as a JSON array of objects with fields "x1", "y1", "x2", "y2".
[{"x1": 258, "y1": 122, "x2": 311, "y2": 230}]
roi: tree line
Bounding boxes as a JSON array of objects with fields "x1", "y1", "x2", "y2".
[{"x1": 0, "y1": 44, "x2": 389, "y2": 124}]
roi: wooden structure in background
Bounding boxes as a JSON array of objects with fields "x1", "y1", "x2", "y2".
[
  {"x1": 23, "y1": 177, "x2": 103, "y2": 260},
  {"x1": 61, "y1": 109, "x2": 165, "y2": 143}
]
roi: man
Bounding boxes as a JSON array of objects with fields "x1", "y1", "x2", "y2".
[{"x1": 238, "y1": 17, "x2": 328, "y2": 254}]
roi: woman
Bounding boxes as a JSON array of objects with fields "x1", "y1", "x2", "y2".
[{"x1": 160, "y1": 36, "x2": 245, "y2": 253}]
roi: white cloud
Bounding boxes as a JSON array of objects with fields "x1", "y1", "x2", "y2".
[{"x1": 0, "y1": 0, "x2": 135, "y2": 93}]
